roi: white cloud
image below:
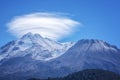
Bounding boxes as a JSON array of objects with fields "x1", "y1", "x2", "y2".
[{"x1": 7, "y1": 12, "x2": 80, "y2": 40}]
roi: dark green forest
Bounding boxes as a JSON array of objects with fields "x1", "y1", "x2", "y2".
[{"x1": 28, "y1": 69, "x2": 120, "y2": 80}]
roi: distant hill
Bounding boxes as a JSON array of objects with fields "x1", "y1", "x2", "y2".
[{"x1": 28, "y1": 69, "x2": 120, "y2": 80}]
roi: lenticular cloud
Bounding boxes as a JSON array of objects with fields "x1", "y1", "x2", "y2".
[{"x1": 7, "y1": 12, "x2": 80, "y2": 40}]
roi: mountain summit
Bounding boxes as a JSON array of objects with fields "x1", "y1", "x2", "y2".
[{"x1": 0, "y1": 33, "x2": 74, "y2": 61}]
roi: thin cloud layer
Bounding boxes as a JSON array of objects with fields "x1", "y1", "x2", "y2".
[{"x1": 7, "y1": 12, "x2": 80, "y2": 40}]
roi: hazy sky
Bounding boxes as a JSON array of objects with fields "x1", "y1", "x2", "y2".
[{"x1": 0, "y1": 0, "x2": 120, "y2": 47}]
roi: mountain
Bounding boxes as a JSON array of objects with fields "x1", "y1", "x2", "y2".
[
  {"x1": 28, "y1": 69, "x2": 120, "y2": 80},
  {"x1": 53, "y1": 39, "x2": 120, "y2": 74},
  {"x1": 0, "y1": 32, "x2": 74, "y2": 61},
  {"x1": 0, "y1": 33, "x2": 120, "y2": 80}
]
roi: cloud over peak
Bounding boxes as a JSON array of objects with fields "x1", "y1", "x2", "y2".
[{"x1": 7, "y1": 12, "x2": 80, "y2": 40}]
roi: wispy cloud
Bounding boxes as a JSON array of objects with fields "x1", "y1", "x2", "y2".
[{"x1": 7, "y1": 12, "x2": 80, "y2": 40}]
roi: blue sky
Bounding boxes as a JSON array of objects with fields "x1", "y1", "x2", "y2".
[{"x1": 0, "y1": 0, "x2": 120, "y2": 47}]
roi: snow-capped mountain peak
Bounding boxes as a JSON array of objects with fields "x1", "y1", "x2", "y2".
[
  {"x1": 20, "y1": 32, "x2": 43, "y2": 44},
  {"x1": 55, "y1": 39, "x2": 120, "y2": 69},
  {"x1": 0, "y1": 32, "x2": 75, "y2": 61}
]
